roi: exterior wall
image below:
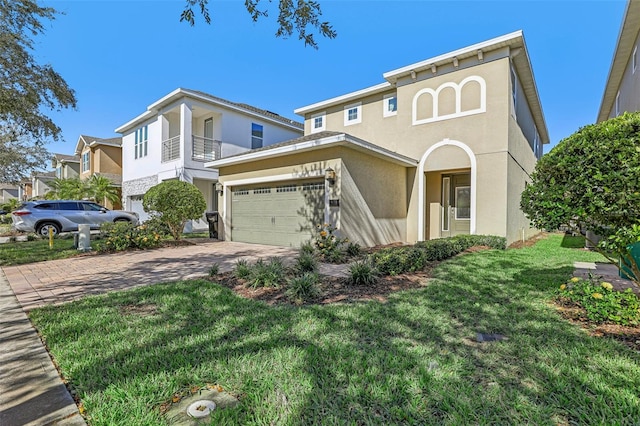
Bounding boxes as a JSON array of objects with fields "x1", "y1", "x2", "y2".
[
  {"x1": 95, "y1": 146, "x2": 123, "y2": 176},
  {"x1": 217, "y1": 146, "x2": 408, "y2": 246},
  {"x1": 607, "y1": 29, "x2": 640, "y2": 118},
  {"x1": 512, "y1": 67, "x2": 543, "y2": 159},
  {"x1": 122, "y1": 175, "x2": 158, "y2": 204},
  {"x1": 32, "y1": 178, "x2": 52, "y2": 198}
]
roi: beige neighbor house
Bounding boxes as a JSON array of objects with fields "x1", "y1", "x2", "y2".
[
  {"x1": 598, "y1": 0, "x2": 640, "y2": 121},
  {"x1": 75, "y1": 135, "x2": 123, "y2": 209},
  {"x1": 207, "y1": 31, "x2": 549, "y2": 247},
  {"x1": 30, "y1": 171, "x2": 55, "y2": 198}
]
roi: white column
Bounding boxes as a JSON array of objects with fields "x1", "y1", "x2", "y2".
[{"x1": 180, "y1": 102, "x2": 192, "y2": 168}]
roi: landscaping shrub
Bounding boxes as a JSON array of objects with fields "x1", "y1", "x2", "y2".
[
  {"x1": 346, "y1": 241, "x2": 361, "y2": 257},
  {"x1": 557, "y1": 276, "x2": 640, "y2": 325},
  {"x1": 347, "y1": 260, "x2": 379, "y2": 286},
  {"x1": 285, "y1": 273, "x2": 321, "y2": 303},
  {"x1": 299, "y1": 241, "x2": 315, "y2": 255},
  {"x1": 208, "y1": 263, "x2": 220, "y2": 277},
  {"x1": 369, "y1": 246, "x2": 426, "y2": 275},
  {"x1": 295, "y1": 251, "x2": 318, "y2": 274},
  {"x1": 248, "y1": 257, "x2": 285, "y2": 288},
  {"x1": 315, "y1": 223, "x2": 348, "y2": 262},
  {"x1": 96, "y1": 222, "x2": 163, "y2": 252},
  {"x1": 234, "y1": 259, "x2": 251, "y2": 279}
]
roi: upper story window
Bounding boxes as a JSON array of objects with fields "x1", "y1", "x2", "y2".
[
  {"x1": 383, "y1": 95, "x2": 397, "y2": 117},
  {"x1": 135, "y1": 125, "x2": 148, "y2": 159},
  {"x1": 251, "y1": 123, "x2": 263, "y2": 149},
  {"x1": 510, "y1": 66, "x2": 517, "y2": 118},
  {"x1": 344, "y1": 102, "x2": 362, "y2": 126},
  {"x1": 81, "y1": 151, "x2": 90, "y2": 173},
  {"x1": 311, "y1": 112, "x2": 326, "y2": 133},
  {"x1": 615, "y1": 91, "x2": 621, "y2": 116},
  {"x1": 55, "y1": 166, "x2": 61, "y2": 178},
  {"x1": 633, "y1": 46, "x2": 638, "y2": 73}
]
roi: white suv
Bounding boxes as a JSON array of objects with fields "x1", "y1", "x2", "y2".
[{"x1": 12, "y1": 200, "x2": 139, "y2": 236}]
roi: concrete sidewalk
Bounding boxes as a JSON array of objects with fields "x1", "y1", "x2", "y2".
[
  {"x1": 0, "y1": 240, "x2": 298, "y2": 425},
  {"x1": 0, "y1": 269, "x2": 85, "y2": 426}
]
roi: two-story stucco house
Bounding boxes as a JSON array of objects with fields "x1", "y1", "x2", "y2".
[
  {"x1": 115, "y1": 88, "x2": 304, "y2": 228},
  {"x1": 52, "y1": 154, "x2": 80, "y2": 180},
  {"x1": 207, "y1": 31, "x2": 549, "y2": 247},
  {"x1": 75, "y1": 135, "x2": 123, "y2": 209},
  {"x1": 598, "y1": 0, "x2": 640, "y2": 121}
]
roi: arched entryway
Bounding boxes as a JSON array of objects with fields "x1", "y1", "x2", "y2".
[{"x1": 417, "y1": 139, "x2": 477, "y2": 241}]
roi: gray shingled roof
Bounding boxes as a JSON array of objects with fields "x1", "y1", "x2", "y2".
[
  {"x1": 185, "y1": 89, "x2": 303, "y2": 129},
  {"x1": 53, "y1": 153, "x2": 80, "y2": 162}
]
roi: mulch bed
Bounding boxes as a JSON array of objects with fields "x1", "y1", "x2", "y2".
[{"x1": 212, "y1": 269, "x2": 432, "y2": 306}]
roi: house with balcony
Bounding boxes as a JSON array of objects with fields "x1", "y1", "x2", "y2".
[
  {"x1": 115, "y1": 88, "x2": 304, "y2": 228},
  {"x1": 208, "y1": 31, "x2": 549, "y2": 247},
  {"x1": 598, "y1": 0, "x2": 640, "y2": 121},
  {"x1": 75, "y1": 135, "x2": 123, "y2": 209}
]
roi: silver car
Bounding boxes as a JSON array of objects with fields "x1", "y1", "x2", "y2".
[{"x1": 12, "y1": 200, "x2": 139, "y2": 236}]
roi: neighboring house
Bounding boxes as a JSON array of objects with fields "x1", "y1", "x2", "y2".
[
  {"x1": 208, "y1": 31, "x2": 549, "y2": 247},
  {"x1": 115, "y1": 88, "x2": 304, "y2": 228},
  {"x1": 31, "y1": 171, "x2": 56, "y2": 198},
  {"x1": 18, "y1": 179, "x2": 32, "y2": 201},
  {"x1": 75, "y1": 135, "x2": 123, "y2": 209},
  {"x1": 0, "y1": 184, "x2": 18, "y2": 204},
  {"x1": 52, "y1": 153, "x2": 80, "y2": 179},
  {"x1": 598, "y1": 0, "x2": 640, "y2": 121}
]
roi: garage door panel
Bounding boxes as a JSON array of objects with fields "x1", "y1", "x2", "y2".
[{"x1": 231, "y1": 181, "x2": 324, "y2": 247}]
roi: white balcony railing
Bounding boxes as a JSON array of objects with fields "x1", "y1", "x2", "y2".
[
  {"x1": 192, "y1": 135, "x2": 221, "y2": 162},
  {"x1": 161, "y1": 136, "x2": 180, "y2": 163}
]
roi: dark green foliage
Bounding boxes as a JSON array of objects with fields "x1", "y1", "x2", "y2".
[
  {"x1": 346, "y1": 242, "x2": 362, "y2": 257},
  {"x1": 521, "y1": 112, "x2": 640, "y2": 283},
  {"x1": 299, "y1": 241, "x2": 315, "y2": 255},
  {"x1": 208, "y1": 263, "x2": 219, "y2": 277},
  {"x1": 558, "y1": 277, "x2": 640, "y2": 325},
  {"x1": 285, "y1": 273, "x2": 321, "y2": 303},
  {"x1": 234, "y1": 259, "x2": 251, "y2": 279},
  {"x1": 96, "y1": 222, "x2": 163, "y2": 252},
  {"x1": 347, "y1": 260, "x2": 379, "y2": 286},
  {"x1": 248, "y1": 258, "x2": 286, "y2": 288},
  {"x1": 371, "y1": 235, "x2": 506, "y2": 276},
  {"x1": 143, "y1": 181, "x2": 206, "y2": 240},
  {"x1": 295, "y1": 251, "x2": 318, "y2": 274}
]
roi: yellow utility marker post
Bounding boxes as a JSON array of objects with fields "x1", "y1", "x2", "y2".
[{"x1": 49, "y1": 227, "x2": 53, "y2": 249}]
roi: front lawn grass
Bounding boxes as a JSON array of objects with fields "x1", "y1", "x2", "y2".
[
  {"x1": 29, "y1": 234, "x2": 640, "y2": 425},
  {"x1": 0, "y1": 238, "x2": 79, "y2": 266}
]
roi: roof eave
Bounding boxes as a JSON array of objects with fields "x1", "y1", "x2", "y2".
[{"x1": 294, "y1": 82, "x2": 393, "y2": 116}]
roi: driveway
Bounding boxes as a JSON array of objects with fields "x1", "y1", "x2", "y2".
[{"x1": 2, "y1": 240, "x2": 297, "y2": 312}]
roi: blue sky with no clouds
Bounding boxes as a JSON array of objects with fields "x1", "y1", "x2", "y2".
[{"x1": 38, "y1": 0, "x2": 626, "y2": 156}]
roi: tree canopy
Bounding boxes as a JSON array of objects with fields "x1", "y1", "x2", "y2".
[
  {"x1": 521, "y1": 112, "x2": 640, "y2": 284},
  {"x1": 143, "y1": 180, "x2": 206, "y2": 240},
  {"x1": 0, "y1": 0, "x2": 77, "y2": 183},
  {"x1": 180, "y1": 0, "x2": 336, "y2": 49}
]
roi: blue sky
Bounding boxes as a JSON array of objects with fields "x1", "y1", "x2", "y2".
[{"x1": 38, "y1": 0, "x2": 626, "y2": 156}]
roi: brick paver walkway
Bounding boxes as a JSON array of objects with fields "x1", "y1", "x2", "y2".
[{"x1": 3, "y1": 240, "x2": 297, "y2": 312}]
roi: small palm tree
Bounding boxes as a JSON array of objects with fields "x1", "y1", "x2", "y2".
[
  {"x1": 87, "y1": 175, "x2": 120, "y2": 207},
  {"x1": 46, "y1": 178, "x2": 88, "y2": 200},
  {"x1": 1, "y1": 198, "x2": 21, "y2": 212}
]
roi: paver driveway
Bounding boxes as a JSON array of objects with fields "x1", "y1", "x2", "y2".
[{"x1": 2, "y1": 240, "x2": 297, "y2": 312}]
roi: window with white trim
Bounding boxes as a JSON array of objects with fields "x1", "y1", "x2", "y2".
[
  {"x1": 344, "y1": 102, "x2": 362, "y2": 126},
  {"x1": 634, "y1": 46, "x2": 638, "y2": 73},
  {"x1": 81, "y1": 151, "x2": 90, "y2": 173},
  {"x1": 311, "y1": 112, "x2": 326, "y2": 133},
  {"x1": 134, "y1": 125, "x2": 148, "y2": 159},
  {"x1": 251, "y1": 123, "x2": 263, "y2": 149},
  {"x1": 615, "y1": 91, "x2": 621, "y2": 116},
  {"x1": 383, "y1": 95, "x2": 397, "y2": 117}
]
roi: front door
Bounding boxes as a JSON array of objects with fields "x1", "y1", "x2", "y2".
[{"x1": 441, "y1": 173, "x2": 471, "y2": 237}]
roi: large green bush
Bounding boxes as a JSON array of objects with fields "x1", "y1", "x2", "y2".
[
  {"x1": 521, "y1": 112, "x2": 640, "y2": 285},
  {"x1": 143, "y1": 180, "x2": 206, "y2": 240},
  {"x1": 96, "y1": 222, "x2": 163, "y2": 252}
]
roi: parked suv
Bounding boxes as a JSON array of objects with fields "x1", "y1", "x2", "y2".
[{"x1": 12, "y1": 200, "x2": 139, "y2": 236}]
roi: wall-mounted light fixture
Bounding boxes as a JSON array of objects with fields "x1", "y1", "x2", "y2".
[
  {"x1": 325, "y1": 167, "x2": 336, "y2": 186},
  {"x1": 215, "y1": 182, "x2": 224, "y2": 195}
]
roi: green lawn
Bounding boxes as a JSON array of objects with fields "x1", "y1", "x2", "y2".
[
  {"x1": 0, "y1": 238, "x2": 79, "y2": 266},
  {"x1": 29, "y1": 234, "x2": 640, "y2": 425}
]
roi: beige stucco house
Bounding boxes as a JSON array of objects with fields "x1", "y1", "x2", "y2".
[
  {"x1": 75, "y1": 135, "x2": 123, "y2": 209},
  {"x1": 207, "y1": 31, "x2": 549, "y2": 247},
  {"x1": 598, "y1": 0, "x2": 640, "y2": 121}
]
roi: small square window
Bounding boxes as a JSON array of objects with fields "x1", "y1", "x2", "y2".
[
  {"x1": 343, "y1": 102, "x2": 362, "y2": 126},
  {"x1": 383, "y1": 95, "x2": 397, "y2": 117},
  {"x1": 311, "y1": 112, "x2": 325, "y2": 133}
]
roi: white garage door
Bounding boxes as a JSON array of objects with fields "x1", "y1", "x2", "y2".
[
  {"x1": 128, "y1": 196, "x2": 150, "y2": 222},
  {"x1": 231, "y1": 181, "x2": 325, "y2": 247}
]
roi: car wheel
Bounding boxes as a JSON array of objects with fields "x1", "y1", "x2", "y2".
[{"x1": 37, "y1": 222, "x2": 61, "y2": 237}]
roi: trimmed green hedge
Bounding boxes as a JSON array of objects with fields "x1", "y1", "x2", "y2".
[{"x1": 369, "y1": 235, "x2": 506, "y2": 276}]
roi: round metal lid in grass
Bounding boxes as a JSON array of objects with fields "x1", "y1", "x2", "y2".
[{"x1": 186, "y1": 400, "x2": 216, "y2": 418}]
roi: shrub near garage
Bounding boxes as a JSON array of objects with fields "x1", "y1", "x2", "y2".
[
  {"x1": 96, "y1": 222, "x2": 163, "y2": 252},
  {"x1": 558, "y1": 276, "x2": 640, "y2": 325}
]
